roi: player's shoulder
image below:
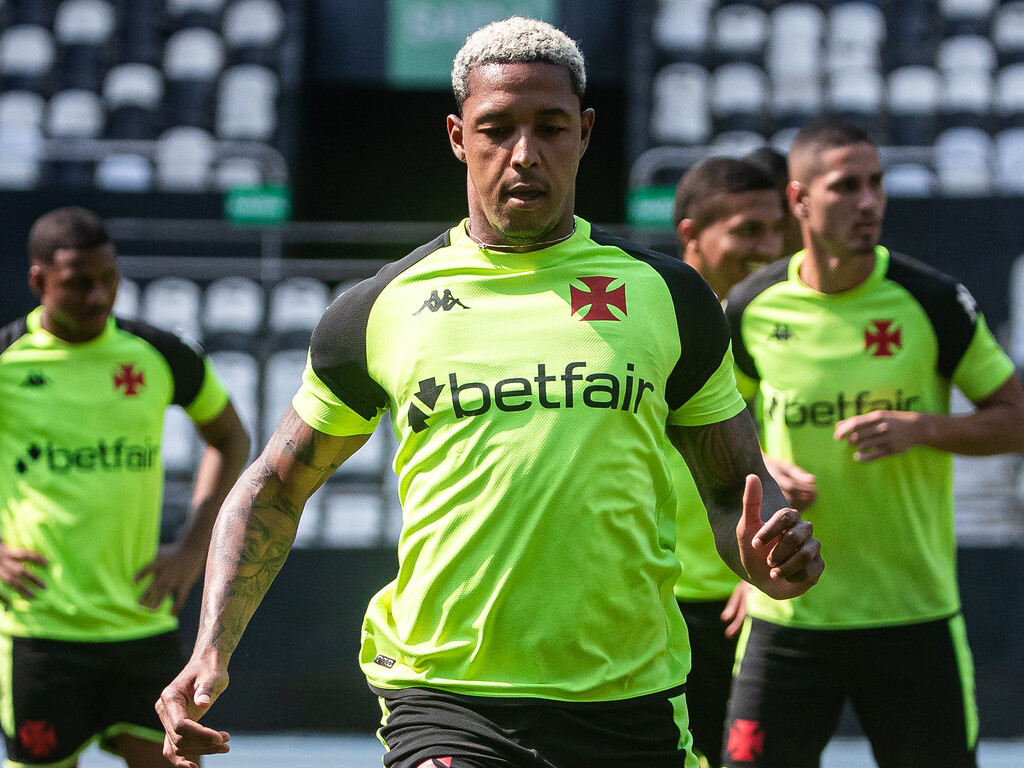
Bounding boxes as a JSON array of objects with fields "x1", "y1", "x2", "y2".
[
  {"x1": 0, "y1": 316, "x2": 30, "y2": 356},
  {"x1": 724, "y1": 256, "x2": 791, "y2": 316},
  {"x1": 884, "y1": 250, "x2": 962, "y2": 295}
]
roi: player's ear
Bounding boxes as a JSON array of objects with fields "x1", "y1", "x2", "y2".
[
  {"x1": 677, "y1": 218, "x2": 698, "y2": 246},
  {"x1": 579, "y1": 107, "x2": 595, "y2": 156},
  {"x1": 447, "y1": 114, "x2": 466, "y2": 163},
  {"x1": 788, "y1": 180, "x2": 809, "y2": 219},
  {"x1": 28, "y1": 264, "x2": 44, "y2": 297}
]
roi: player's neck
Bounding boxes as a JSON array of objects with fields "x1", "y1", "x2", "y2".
[{"x1": 799, "y1": 245, "x2": 875, "y2": 295}]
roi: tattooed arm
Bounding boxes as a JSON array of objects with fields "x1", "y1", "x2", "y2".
[
  {"x1": 156, "y1": 406, "x2": 371, "y2": 768},
  {"x1": 667, "y1": 411, "x2": 823, "y2": 601}
]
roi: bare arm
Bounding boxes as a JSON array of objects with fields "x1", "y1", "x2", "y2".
[
  {"x1": 137, "y1": 401, "x2": 251, "y2": 614},
  {"x1": 668, "y1": 411, "x2": 823, "y2": 600},
  {"x1": 156, "y1": 405, "x2": 370, "y2": 768},
  {"x1": 834, "y1": 374, "x2": 1024, "y2": 461}
]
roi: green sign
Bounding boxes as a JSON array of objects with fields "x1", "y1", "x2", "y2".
[
  {"x1": 224, "y1": 185, "x2": 292, "y2": 224},
  {"x1": 387, "y1": 0, "x2": 558, "y2": 89},
  {"x1": 626, "y1": 185, "x2": 676, "y2": 230}
]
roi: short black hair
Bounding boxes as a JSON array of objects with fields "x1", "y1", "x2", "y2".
[
  {"x1": 788, "y1": 118, "x2": 874, "y2": 183},
  {"x1": 673, "y1": 156, "x2": 777, "y2": 231},
  {"x1": 744, "y1": 146, "x2": 789, "y2": 191},
  {"x1": 28, "y1": 207, "x2": 111, "y2": 266}
]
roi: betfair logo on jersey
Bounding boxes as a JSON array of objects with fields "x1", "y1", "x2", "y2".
[
  {"x1": 14, "y1": 438, "x2": 159, "y2": 475},
  {"x1": 764, "y1": 389, "x2": 921, "y2": 427},
  {"x1": 406, "y1": 362, "x2": 654, "y2": 433}
]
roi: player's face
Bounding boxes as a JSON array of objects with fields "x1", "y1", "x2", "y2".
[
  {"x1": 798, "y1": 142, "x2": 886, "y2": 258},
  {"x1": 448, "y1": 61, "x2": 594, "y2": 247},
  {"x1": 683, "y1": 189, "x2": 785, "y2": 298},
  {"x1": 30, "y1": 244, "x2": 119, "y2": 343}
]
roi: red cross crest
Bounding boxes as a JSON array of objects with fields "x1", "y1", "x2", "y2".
[
  {"x1": 113, "y1": 363, "x2": 145, "y2": 396},
  {"x1": 18, "y1": 720, "x2": 57, "y2": 758},
  {"x1": 864, "y1": 319, "x2": 902, "y2": 357},
  {"x1": 726, "y1": 718, "x2": 765, "y2": 763},
  {"x1": 570, "y1": 276, "x2": 627, "y2": 321}
]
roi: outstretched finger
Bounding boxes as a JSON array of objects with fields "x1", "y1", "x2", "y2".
[{"x1": 739, "y1": 474, "x2": 763, "y2": 543}]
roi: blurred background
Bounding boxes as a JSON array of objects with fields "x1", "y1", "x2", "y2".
[{"x1": 1, "y1": 0, "x2": 1023, "y2": 742}]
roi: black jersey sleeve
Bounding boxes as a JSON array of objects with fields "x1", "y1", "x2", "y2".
[
  {"x1": 116, "y1": 318, "x2": 207, "y2": 407},
  {"x1": 0, "y1": 317, "x2": 29, "y2": 356},
  {"x1": 309, "y1": 232, "x2": 450, "y2": 420},
  {"x1": 723, "y1": 257, "x2": 790, "y2": 382},
  {"x1": 885, "y1": 252, "x2": 978, "y2": 379}
]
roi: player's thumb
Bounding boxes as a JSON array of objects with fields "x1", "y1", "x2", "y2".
[
  {"x1": 193, "y1": 681, "x2": 217, "y2": 709},
  {"x1": 739, "y1": 474, "x2": 763, "y2": 541}
]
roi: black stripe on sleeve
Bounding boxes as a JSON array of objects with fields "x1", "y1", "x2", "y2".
[
  {"x1": 885, "y1": 252, "x2": 977, "y2": 379},
  {"x1": 309, "y1": 231, "x2": 450, "y2": 420},
  {"x1": 723, "y1": 257, "x2": 790, "y2": 383},
  {"x1": 0, "y1": 317, "x2": 29, "y2": 356},
  {"x1": 115, "y1": 318, "x2": 207, "y2": 407},
  {"x1": 589, "y1": 227, "x2": 731, "y2": 410}
]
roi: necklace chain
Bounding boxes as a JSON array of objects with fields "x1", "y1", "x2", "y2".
[{"x1": 466, "y1": 221, "x2": 577, "y2": 253}]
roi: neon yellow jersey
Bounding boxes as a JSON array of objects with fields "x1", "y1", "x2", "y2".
[
  {"x1": 726, "y1": 247, "x2": 1015, "y2": 629},
  {"x1": 0, "y1": 308, "x2": 228, "y2": 641},
  {"x1": 293, "y1": 218, "x2": 746, "y2": 702}
]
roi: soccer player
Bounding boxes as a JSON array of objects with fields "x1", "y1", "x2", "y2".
[
  {"x1": 742, "y1": 146, "x2": 803, "y2": 259},
  {"x1": 671, "y1": 157, "x2": 786, "y2": 767},
  {"x1": 156, "y1": 18, "x2": 823, "y2": 768},
  {"x1": 721, "y1": 117, "x2": 1024, "y2": 768},
  {"x1": 0, "y1": 207, "x2": 251, "y2": 767}
]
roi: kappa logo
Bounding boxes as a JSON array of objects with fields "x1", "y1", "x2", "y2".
[
  {"x1": 113, "y1": 362, "x2": 145, "y2": 395},
  {"x1": 864, "y1": 319, "x2": 902, "y2": 357},
  {"x1": 20, "y1": 372, "x2": 49, "y2": 388},
  {"x1": 414, "y1": 289, "x2": 470, "y2": 315},
  {"x1": 18, "y1": 719, "x2": 57, "y2": 759},
  {"x1": 726, "y1": 718, "x2": 765, "y2": 763},
  {"x1": 768, "y1": 323, "x2": 795, "y2": 341},
  {"x1": 570, "y1": 276, "x2": 627, "y2": 321}
]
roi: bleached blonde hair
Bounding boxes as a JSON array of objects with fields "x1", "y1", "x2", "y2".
[{"x1": 451, "y1": 16, "x2": 586, "y2": 111}]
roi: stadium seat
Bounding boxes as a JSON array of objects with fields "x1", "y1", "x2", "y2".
[
  {"x1": 102, "y1": 62, "x2": 164, "y2": 139},
  {"x1": 202, "y1": 275, "x2": 265, "y2": 347},
  {"x1": 209, "y1": 349, "x2": 260, "y2": 451},
  {"x1": 771, "y1": 74, "x2": 823, "y2": 131},
  {"x1": 0, "y1": 24, "x2": 58, "y2": 94},
  {"x1": 154, "y1": 126, "x2": 215, "y2": 191},
  {"x1": 766, "y1": 3, "x2": 825, "y2": 81},
  {"x1": 883, "y1": 163, "x2": 938, "y2": 197},
  {"x1": 995, "y1": 63, "x2": 1024, "y2": 128},
  {"x1": 141, "y1": 276, "x2": 204, "y2": 341},
  {"x1": 941, "y1": 69, "x2": 994, "y2": 130},
  {"x1": 0, "y1": 125, "x2": 44, "y2": 189},
  {"x1": 650, "y1": 62, "x2": 712, "y2": 145},
  {"x1": 44, "y1": 89, "x2": 105, "y2": 186},
  {"x1": 222, "y1": 0, "x2": 286, "y2": 66},
  {"x1": 938, "y1": 0, "x2": 996, "y2": 36},
  {"x1": 994, "y1": 127, "x2": 1024, "y2": 193},
  {"x1": 163, "y1": 27, "x2": 226, "y2": 130},
  {"x1": 52, "y1": 0, "x2": 117, "y2": 91},
  {"x1": 162, "y1": 407, "x2": 197, "y2": 475},
  {"x1": 709, "y1": 61, "x2": 771, "y2": 135},
  {"x1": 993, "y1": 1, "x2": 1024, "y2": 65},
  {"x1": 708, "y1": 129, "x2": 767, "y2": 158},
  {"x1": 319, "y1": 491, "x2": 384, "y2": 547},
  {"x1": 888, "y1": 66, "x2": 943, "y2": 145},
  {"x1": 651, "y1": 0, "x2": 712, "y2": 59},
  {"x1": 112, "y1": 277, "x2": 141, "y2": 319},
  {"x1": 712, "y1": 4, "x2": 768, "y2": 64},
  {"x1": 829, "y1": 2, "x2": 887, "y2": 48},
  {"x1": 267, "y1": 276, "x2": 329, "y2": 348},
  {"x1": 215, "y1": 63, "x2": 278, "y2": 141},
  {"x1": 0, "y1": 90, "x2": 46, "y2": 130},
  {"x1": 94, "y1": 154, "x2": 154, "y2": 191},
  {"x1": 262, "y1": 347, "x2": 307, "y2": 443},
  {"x1": 934, "y1": 126, "x2": 995, "y2": 195},
  {"x1": 212, "y1": 156, "x2": 265, "y2": 191},
  {"x1": 936, "y1": 34, "x2": 997, "y2": 75}
]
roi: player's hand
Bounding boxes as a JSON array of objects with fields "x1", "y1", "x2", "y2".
[
  {"x1": 736, "y1": 474, "x2": 823, "y2": 600},
  {"x1": 763, "y1": 456, "x2": 818, "y2": 511},
  {"x1": 135, "y1": 542, "x2": 206, "y2": 615},
  {"x1": 0, "y1": 545, "x2": 48, "y2": 606},
  {"x1": 156, "y1": 656, "x2": 231, "y2": 768},
  {"x1": 834, "y1": 410, "x2": 923, "y2": 462},
  {"x1": 721, "y1": 580, "x2": 749, "y2": 639}
]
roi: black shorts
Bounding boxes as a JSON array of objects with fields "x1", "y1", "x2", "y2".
[
  {"x1": 374, "y1": 684, "x2": 699, "y2": 768},
  {"x1": 1, "y1": 631, "x2": 185, "y2": 766},
  {"x1": 723, "y1": 616, "x2": 978, "y2": 768},
  {"x1": 677, "y1": 598, "x2": 739, "y2": 768}
]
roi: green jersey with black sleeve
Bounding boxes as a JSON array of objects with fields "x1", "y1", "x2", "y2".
[
  {"x1": 725, "y1": 246, "x2": 1015, "y2": 629},
  {"x1": 0, "y1": 308, "x2": 229, "y2": 641},
  {"x1": 291, "y1": 217, "x2": 747, "y2": 702}
]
